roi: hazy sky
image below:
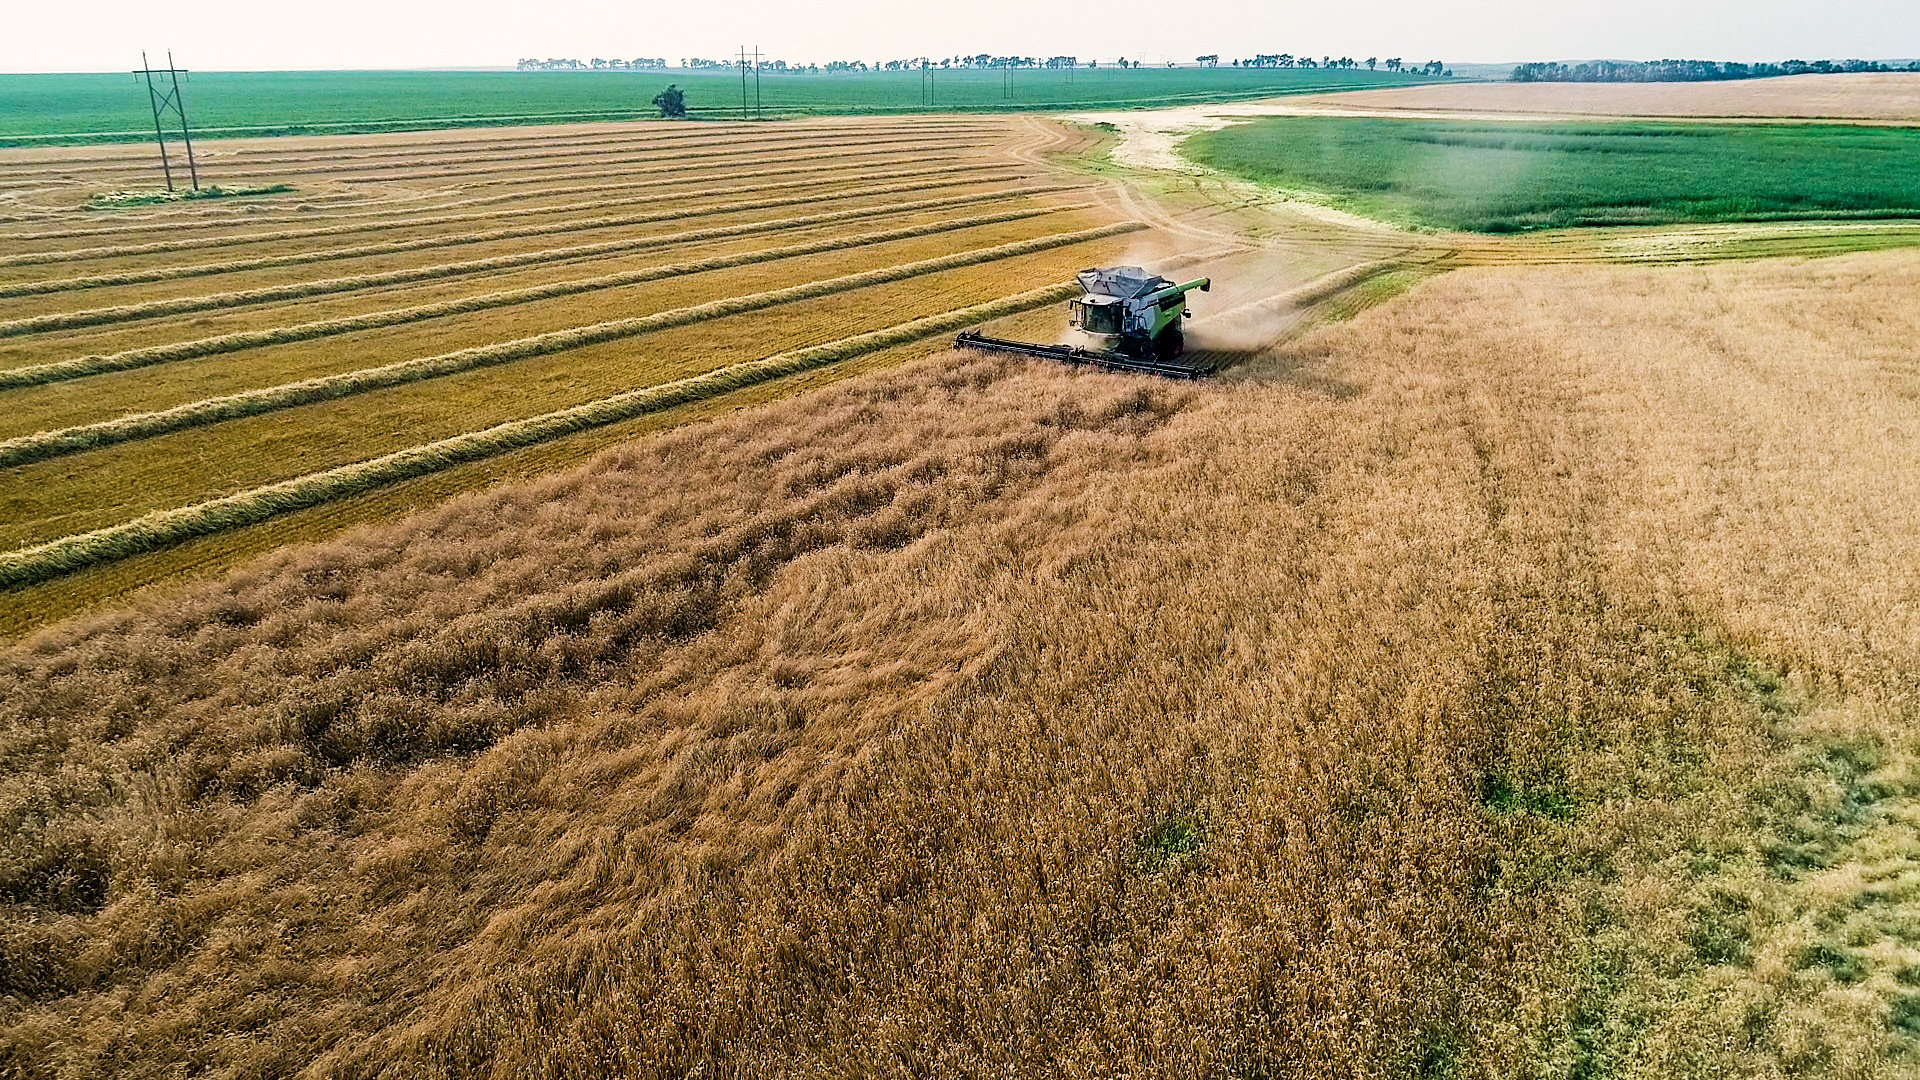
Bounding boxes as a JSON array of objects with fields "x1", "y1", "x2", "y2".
[{"x1": 6, "y1": 0, "x2": 1918, "y2": 73}]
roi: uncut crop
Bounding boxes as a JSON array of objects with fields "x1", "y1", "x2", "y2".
[
  {"x1": 3, "y1": 251, "x2": 1918, "y2": 1078},
  {"x1": 1184, "y1": 116, "x2": 1920, "y2": 231}
]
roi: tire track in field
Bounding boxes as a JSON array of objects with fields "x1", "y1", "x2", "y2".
[
  {"x1": 0, "y1": 204, "x2": 1089, "y2": 389},
  {"x1": 1, "y1": 163, "x2": 1015, "y2": 263},
  {"x1": 0, "y1": 176, "x2": 1073, "y2": 298},
  {"x1": 0, "y1": 221, "x2": 1143, "y2": 467},
  {"x1": 0, "y1": 188, "x2": 1078, "y2": 336},
  {"x1": 0, "y1": 277, "x2": 1092, "y2": 590}
]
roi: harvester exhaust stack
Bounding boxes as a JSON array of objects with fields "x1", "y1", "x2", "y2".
[{"x1": 956, "y1": 266, "x2": 1213, "y2": 377}]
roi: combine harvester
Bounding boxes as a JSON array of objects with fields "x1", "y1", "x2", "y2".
[{"x1": 957, "y1": 266, "x2": 1213, "y2": 378}]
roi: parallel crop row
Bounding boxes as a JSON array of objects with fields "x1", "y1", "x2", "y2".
[
  {"x1": 0, "y1": 127, "x2": 997, "y2": 186},
  {"x1": 0, "y1": 204, "x2": 1085, "y2": 389},
  {"x1": 2, "y1": 121, "x2": 1001, "y2": 182},
  {"x1": 8, "y1": 159, "x2": 995, "y2": 244},
  {"x1": 0, "y1": 222, "x2": 1143, "y2": 466},
  {"x1": 0, "y1": 280, "x2": 1088, "y2": 588},
  {"x1": 0, "y1": 188, "x2": 1071, "y2": 335},
  {"x1": 0, "y1": 175, "x2": 1061, "y2": 298},
  {"x1": 0, "y1": 163, "x2": 1007, "y2": 265},
  {"x1": 155, "y1": 131, "x2": 997, "y2": 186}
]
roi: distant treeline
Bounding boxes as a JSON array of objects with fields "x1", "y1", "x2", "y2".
[
  {"x1": 517, "y1": 58, "x2": 668, "y2": 71},
  {"x1": 1512, "y1": 58, "x2": 1920, "y2": 83},
  {"x1": 514, "y1": 53, "x2": 1446, "y2": 75}
]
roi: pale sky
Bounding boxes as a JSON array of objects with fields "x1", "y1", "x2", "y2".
[{"x1": 5, "y1": 0, "x2": 1918, "y2": 74}]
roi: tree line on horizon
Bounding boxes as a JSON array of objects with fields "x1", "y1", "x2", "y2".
[
  {"x1": 516, "y1": 53, "x2": 1446, "y2": 76},
  {"x1": 1512, "y1": 57, "x2": 1920, "y2": 82}
]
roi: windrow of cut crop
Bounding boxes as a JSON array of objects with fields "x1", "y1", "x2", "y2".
[
  {"x1": 0, "y1": 143, "x2": 973, "y2": 247},
  {"x1": 0, "y1": 175, "x2": 1068, "y2": 299},
  {"x1": 0, "y1": 278, "x2": 1099, "y2": 588},
  {"x1": 0, "y1": 121, "x2": 1006, "y2": 183},
  {"x1": 0, "y1": 204, "x2": 1091, "y2": 390},
  {"x1": 0, "y1": 163, "x2": 1013, "y2": 265},
  {"x1": 0, "y1": 188, "x2": 1077, "y2": 337},
  {"x1": 0, "y1": 221, "x2": 1143, "y2": 468},
  {"x1": 440, "y1": 142, "x2": 989, "y2": 195},
  {"x1": 100, "y1": 131, "x2": 1001, "y2": 188},
  {"x1": 0, "y1": 127, "x2": 1002, "y2": 187},
  {"x1": 9, "y1": 159, "x2": 1001, "y2": 244}
]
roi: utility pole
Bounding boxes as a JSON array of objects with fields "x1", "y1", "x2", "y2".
[
  {"x1": 133, "y1": 50, "x2": 198, "y2": 192},
  {"x1": 921, "y1": 58, "x2": 934, "y2": 107},
  {"x1": 739, "y1": 46, "x2": 750, "y2": 120},
  {"x1": 754, "y1": 46, "x2": 763, "y2": 119}
]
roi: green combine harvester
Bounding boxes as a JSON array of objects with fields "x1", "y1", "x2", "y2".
[{"x1": 956, "y1": 266, "x2": 1213, "y2": 378}]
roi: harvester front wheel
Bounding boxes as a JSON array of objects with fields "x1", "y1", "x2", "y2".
[{"x1": 1154, "y1": 327, "x2": 1184, "y2": 361}]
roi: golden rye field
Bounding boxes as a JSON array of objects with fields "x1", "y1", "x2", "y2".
[{"x1": 4, "y1": 249, "x2": 1920, "y2": 1076}]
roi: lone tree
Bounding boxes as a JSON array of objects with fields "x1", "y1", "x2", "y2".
[{"x1": 652, "y1": 84, "x2": 687, "y2": 118}]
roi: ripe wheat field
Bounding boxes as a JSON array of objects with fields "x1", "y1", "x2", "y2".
[{"x1": 4, "y1": 247, "x2": 1920, "y2": 1076}]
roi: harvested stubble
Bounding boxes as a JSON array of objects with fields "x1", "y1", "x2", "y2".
[
  {"x1": 24, "y1": 119, "x2": 1001, "y2": 175},
  {"x1": 0, "y1": 187, "x2": 1072, "y2": 335},
  {"x1": 179, "y1": 131, "x2": 1003, "y2": 186},
  {"x1": 438, "y1": 144, "x2": 978, "y2": 193},
  {"x1": 0, "y1": 128, "x2": 999, "y2": 187},
  {"x1": 0, "y1": 278, "x2": 1093, "y2": 586},
  {"x1": 6, "y1": 160, "x2": 1001, "y2": 245},
  {"x1": 0, "y1": 205, "x2": 1090, "y2": 390},
  {"x1": 0, "y1": 223, "x2": 1142, "y2": 468},
  {"x1": 0, "y1": 175, "x2": 1059, "y2": 298},
  {"x1": 0, "y1": 163, "x2": 1011, "y2": 262},
  {"x1": 153, "y1": 121, "x2": 1002, "y2": 172},
  {"x1": 4, "y1": 252, "x2": 1918, "y2": 1077}
]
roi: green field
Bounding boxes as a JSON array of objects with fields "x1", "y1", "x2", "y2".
[
  {"x1": 1183, "y1": 117, "x2": 1920, "y2": 232},
  {"x1": 0, "y1": 68, "x2": 1436, "y2": 145}
]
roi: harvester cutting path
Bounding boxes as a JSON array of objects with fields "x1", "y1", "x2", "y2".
[{"x1": 958, "y1": 265, "x2": 1213, "y2": 378}]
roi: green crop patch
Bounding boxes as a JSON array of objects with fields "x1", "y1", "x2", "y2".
[
  {"x1": 1183, "y1": 117, "x2": 1920, "y2": 232},
  {"x1": 84, "y1": 184, "x2": 294, "y2": 210},
  {"x1": 0, "y1": 68, "x2": 1439, "y2": 145}
]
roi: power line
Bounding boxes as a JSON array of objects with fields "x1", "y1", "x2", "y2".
[{"x1": 133, "y1": 50, "x2": 198, "y2": 193}]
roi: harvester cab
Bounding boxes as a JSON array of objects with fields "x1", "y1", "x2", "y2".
[{"x1": 957, "y1": 265, "x2": 1213, "y2": 378}]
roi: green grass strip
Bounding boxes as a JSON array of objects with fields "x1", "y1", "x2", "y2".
[
  {"x1": 0, "y1": 220, "x2": 1142, "y2": 467},
  {"x1": 0, "y1": 278, "x2": 1092, "y2": 588},
  {"x1": 0, "y1": 174, "x2": 1068, "y2": 298},
  {"x1": 0, "y1": 203, "x2": 1087, "y2": 390},
  {"x1": 0, "y1": 186, "x2": 1076, "y2": 336}
]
